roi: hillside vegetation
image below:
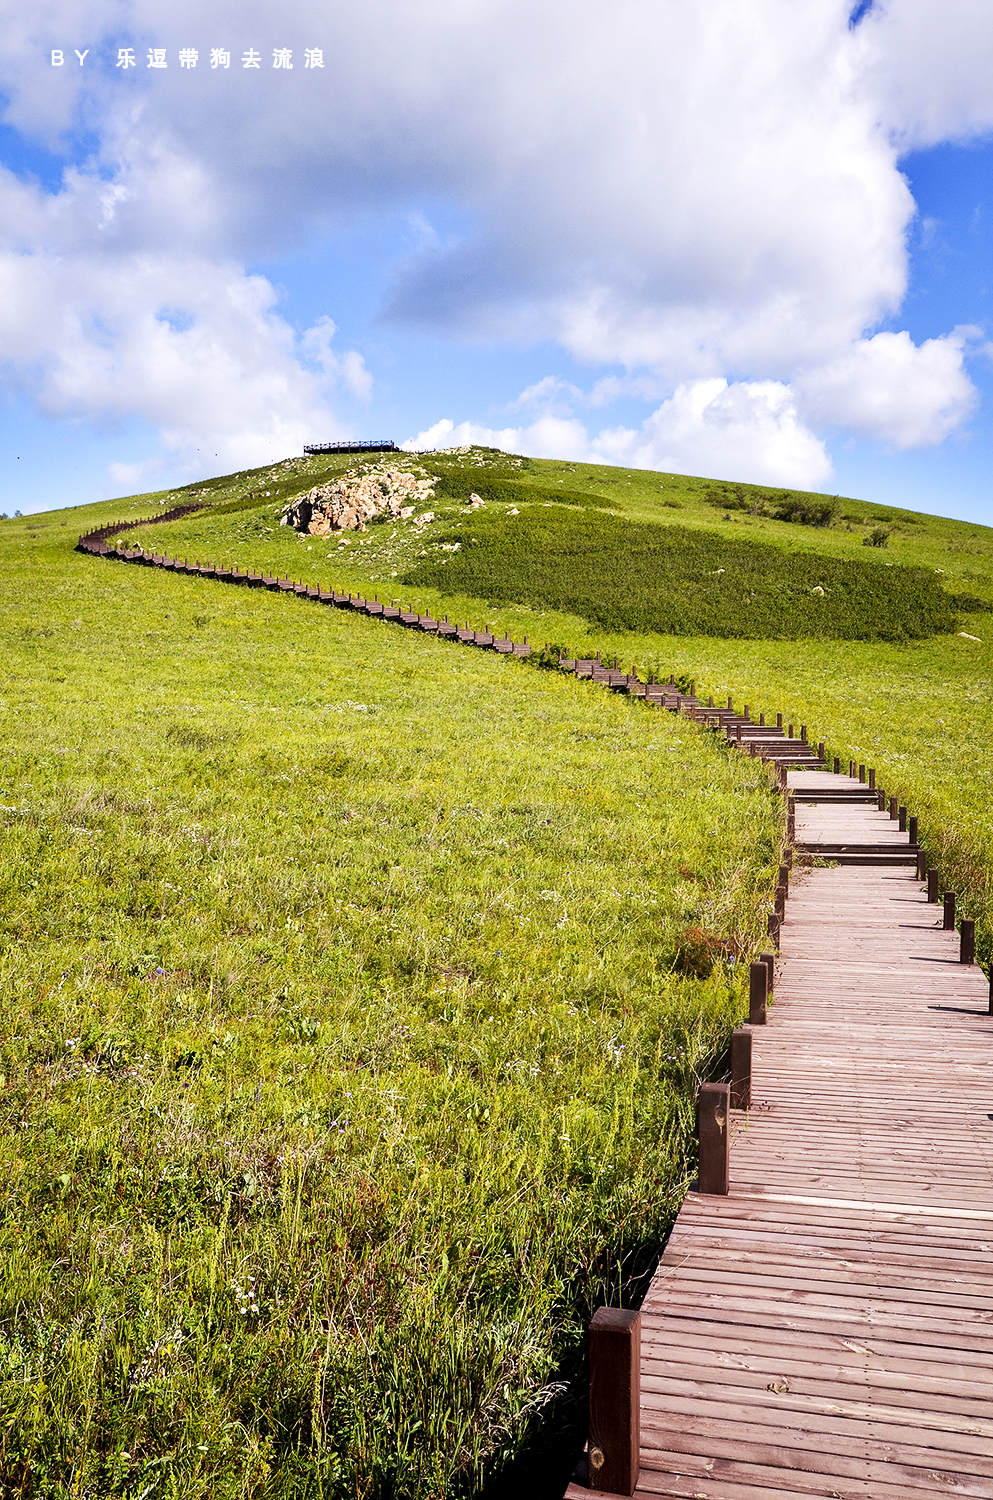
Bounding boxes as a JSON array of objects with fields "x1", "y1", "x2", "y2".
[
  {"x1": 134, "y1": 442, "x2": 993, "y2": 963},
  {"x1": 0, "y1": 501, "x2": 780, "y2": 1498},
  {"x1": 403, "y1": 504, "x2": 958, "y2": 641},
  {"x1": 5, "y1": 443, "x2": 993, "y2": 1494}
]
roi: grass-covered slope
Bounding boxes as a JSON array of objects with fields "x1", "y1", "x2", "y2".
[
  {"x1": 402, "y1": 504, "x2": 957, "y2": 641},
  {"x1": 0, "y1": 509, "x2": 781, "y2": 1497},
  {"x1": 127, "y1": 441, "x2": 993, "y2": 968}
]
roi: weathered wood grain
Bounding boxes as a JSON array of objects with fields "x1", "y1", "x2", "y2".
[{"x1": 570, "y1": 770, "x2": 993, "y2": 1498}]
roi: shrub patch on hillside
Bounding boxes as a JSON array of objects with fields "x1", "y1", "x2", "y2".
[
  {"x1": 429, "y1": 469, "x2": 615, "y2": 510},
  {"x1": 403, "y1": 506, "x2": 959, "y2": 641},
  {"x1": 704, "y1": 483, "x2": 837, "y2": 527}
]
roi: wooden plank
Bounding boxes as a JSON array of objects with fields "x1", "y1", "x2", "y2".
[{"x1": 568, "y1": 771, "x2": 993, "y2": 1499}]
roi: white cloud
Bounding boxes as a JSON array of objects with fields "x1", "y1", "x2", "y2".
[
  {"x1": 300, "y1": 317, "x2": 372, "y2": 402},
  {"x1": 408, "y1": 378, "x2": 832, "y2": 490},
  {"x1": 860, "y1": 0, "x2": 993, "y2": 149},
  {"x1": 0, "y1": 166, "x2": 368, "y2": 478},
  {"x1": 794, "y1": 329, "x2": 978, "y2": 448},
  {"x1": 403, "y1": 414, "x2": 592, "y2": 459},
  {"x1": 511, "y1": 375, "x2": 584, "y2": 411},
  {"x1": 0, "y1": 0, "x2": 989, "y2": 483},
  {"x1": 594, "y1": 380, "x2": 832, "y2": 489}
]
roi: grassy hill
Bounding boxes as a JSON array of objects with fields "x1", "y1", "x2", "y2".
[
  {"x1": 3, "y1": 446, "x2": 993, "y2": 1495},
  {"x1": 131, "y1": 445, "x2": 993, "y2": 961},
  {"x1": 0, "y1": 483, "x2": 779, "y2": 1499}
]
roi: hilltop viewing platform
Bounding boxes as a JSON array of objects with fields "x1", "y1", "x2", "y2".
[{"x1": 302, "y1": 439, "x2": 397, "y2": 455}]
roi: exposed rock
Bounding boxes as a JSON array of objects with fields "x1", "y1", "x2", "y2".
[{"x1": 281, "y1": 466, "x2": 435, "y2": 534}]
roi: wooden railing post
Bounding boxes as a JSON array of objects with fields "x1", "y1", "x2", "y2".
[
  {"x1": 916, "y1": 850, "x2": 927, "y2": 880},
  {"x1": 760, "y1": 951, "x2": 775, "y2": 993},
  {"x1": 697, "y1": 1083, "x2": 730, "y2": 1194},
  {"x1": 859, "y1": 763, "x2": 865, "y2": 783},
  {"x1": 944, "y1": 892, "x2": 956, "y2": 931},
  {"x1": 927, "y1": 869, "x2": 939, "y2": 903},
  {"x1": 889, "y1": 796, "x2": 898, "y2": 820},
  {"x1": 899, "y1": 806, "x2": 907, "y2": 832},
  {"x1": 588, "y1": 1308, "x2": 640, "y2": 1495},
  {"x1": 730, "y1": 1029, "x2": 752, "y2": 1110},
  {"x1": 960, "y1": 919, "x2": 975, "y2": 965},
  {"x1": 868, "y1": 768, "x2": 875, "y2": 790},
  {"x1": 833, "y1": 756, "x2": 840, "y2": 774},
  {"x1": 749, "y1": 960, "x2": 768, "y2": 1025}
]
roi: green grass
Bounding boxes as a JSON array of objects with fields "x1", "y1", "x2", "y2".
[
  {"x1": 10, "y1": 439, "x2": 993, "y2": 1494},
  {"x1": 0, "y1": 503, "x2": 783, "y2": 1498},
  {"x1": 401, "y1": 504, "x2": 958, "y2": 641},
  {"x1": 126, "y1": 443, "x2": 993, "y2": 973}
]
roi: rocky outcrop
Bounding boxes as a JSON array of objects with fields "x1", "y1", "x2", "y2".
[{"x1": 281, "y1": 467, "x2": 435, "y2": 535}]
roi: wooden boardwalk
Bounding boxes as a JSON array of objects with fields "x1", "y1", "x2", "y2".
[{"x1": 568, "y1": 768, "x2": 993, "y2": 1499}]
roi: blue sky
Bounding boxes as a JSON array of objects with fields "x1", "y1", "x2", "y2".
[{"x1": 1, "y1": 0, "x2": 993, "y2": 522}]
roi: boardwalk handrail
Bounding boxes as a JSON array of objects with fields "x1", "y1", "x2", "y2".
[{"x1": 302, "y1": 440, "x2": 397, "y2": 455}]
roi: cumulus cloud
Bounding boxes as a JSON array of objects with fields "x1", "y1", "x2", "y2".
[
  {"x1": 0, "y1": 164, "x2": 367, "y2": 476},
  {"x1": 403, "y1": 414, "x2": 591, "y2": 460},
  {"x1": 407, "y1": 378, "x2": 832, "y2": 490},
  {"x1": 0, "y1": 0, "x2": 989, "y2": 486},
  {"x1": 591, "y1": 380, "x2": 832, "y2": 488},
  {"x1": 794, "y1": 329, "x2": 978, "y2": 448},
  {"x1": 859, "y1": 0, "x2": 993, "y2": 148}
]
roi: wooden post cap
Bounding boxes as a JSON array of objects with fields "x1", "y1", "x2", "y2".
[
  {"x1": 589, "y1": 1307, "x2": 641, "y2": 1495},
  {"x1": 697, "y1": 1083, "x2": 730, "y2": 1195}
]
